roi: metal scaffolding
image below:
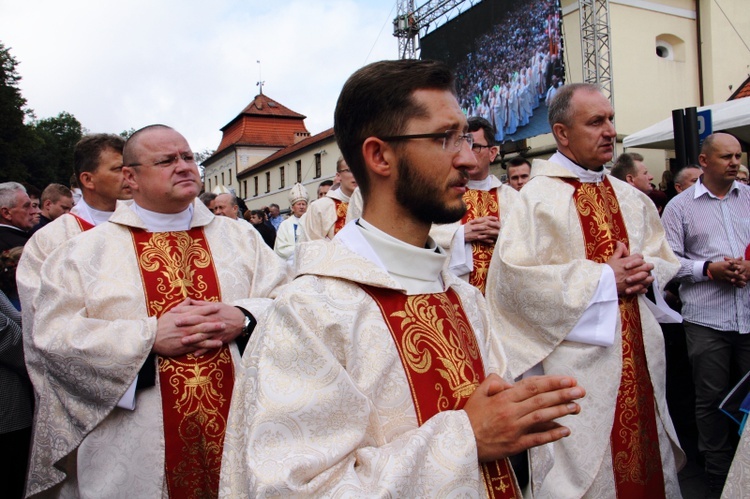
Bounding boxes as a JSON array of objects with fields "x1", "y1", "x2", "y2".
[
  {"x1": 578, "y1": 0, "x2": 614, "y2": 104},
  {"x1": 393, "y1": 0, "x2": 471, "y2": 59}
]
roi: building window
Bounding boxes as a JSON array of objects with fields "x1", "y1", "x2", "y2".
[
  {"x1": 207, "y1": 178, "x2": 211, "y2": 191},
  {"x1": 280, "y1": 166, "x2": 285, "y2": 188},
  {"x1": 254, "y1": 176, "x2": 258, "y2": 196},
  {"x1": 296, "y1": 160, "x2": 302, "y2": 182},
  {"x1": 215, "y1": 176, "x2": 218, "y2": 189},
  {"x1": 266, "y1": 172, "x2": 270, "y2": 193},
  {"x1": 243, "y1": 180, "x2": 247, "y2": 198},
  {"x1": 314, "y1": 154, "x2": 321, "y2": 178},
  {"x1": 221, "y1": 172, "x2": 225, "y2": 186},
  {"x1": 229, "y1": 168, "x2": 232, "y2": 186}
]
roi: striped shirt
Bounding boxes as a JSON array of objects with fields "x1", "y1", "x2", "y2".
[{"x1": 662, "y1": 178, "x2": 750, "y2": 333}]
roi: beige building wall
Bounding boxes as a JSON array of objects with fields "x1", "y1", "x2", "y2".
[
  {"x1": 240, "y1": 136, "x2": 342, "y2": 212},
  {"x1": 699, "y1": 0, "x2": 750, "y2": 104}
]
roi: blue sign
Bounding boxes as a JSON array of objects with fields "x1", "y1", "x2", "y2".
[{"x1": 697, "y1": 109, "x2": 713, "y2": 141}]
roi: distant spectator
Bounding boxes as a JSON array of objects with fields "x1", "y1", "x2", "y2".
[
  {"x1": 317, "y1": 179, "x2": 334, "y2": 199},
  {"x1": 199, "y1": 192, "x2": 217, "y2": 212},
  {"x1": 268, "y1": 203, "x2": 284, "y2": 231},
  {"x1": 20, "y1": 183, "x2": 42, "y2": 227},
  {"x1": 611, "y1": 152, "x2": 653, "y2": 194},
  {"x1": 506, "y1": 156, "x2": 531, "y2": 191},
  {"x1": 246, "y1": 209, "x2": 276, "y2": 249},
  {"x1": 737, "y1": 165, "x2": 749, "y2": 185},
  {"x1": 30, "y1": 183, "x2": 73, "y2": 235},
  {"x1": 674, "y1": 165, "x2": 702, "y2": 194},
  {"x1": 0, "y1": 183, "x2": 37, "y2": 251}
]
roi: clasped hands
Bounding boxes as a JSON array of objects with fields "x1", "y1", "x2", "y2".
[
  {"x1": 465, "y1": 374, "x2": 585, "y2": 461},
  {"x1": 606, "y1": 241, "x2": 654, "y2": 296},
  {"x1": 708, "y1": 258, "x2": 748, "y2": 288},
  {"x1": 464, "y1": 216, "x2": 500, "y2": 244},
  {"x1": 152, "y1": 298, "x2": 245, "y2": 357}
]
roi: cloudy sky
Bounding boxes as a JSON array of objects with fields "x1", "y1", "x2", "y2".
[{"x1": 0, "y1": 0, "x2": 399, "y2": 153}]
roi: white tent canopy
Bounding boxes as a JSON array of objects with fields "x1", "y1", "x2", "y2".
[{"x1": 623, "y1": 97, "x2": 750, "y2": 150}]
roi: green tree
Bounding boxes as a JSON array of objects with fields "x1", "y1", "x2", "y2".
[
  {"x1": 24, "y1": 112, "x2": 83, "y2": 187},
  {"x1": 0, "y1": 42, "x2": 34, "y2": 183}
]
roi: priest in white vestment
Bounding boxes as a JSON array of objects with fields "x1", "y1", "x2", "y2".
[
  {"x1": 487, "y1": 83, "x2": 685, "y2": 498},
  {"x1": 22, "y1": 125, "x2": 290, "y2": 498},
  {"x1": 430, "y1": 116, "x2": 519, "y2": 294},
  {"x1": 299, "y1": 157, "x2": 357, "y2": 241},
  {"x1": 274, "y1": 182, "x2": 308, "y2": 262},
  {"x1": 220, "y1": 59, "x2": 586, "y2": 498}
]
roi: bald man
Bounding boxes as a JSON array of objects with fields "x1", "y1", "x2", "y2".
[{"x1": 23, "y1": 125, "x2": 289, "y2": 498}]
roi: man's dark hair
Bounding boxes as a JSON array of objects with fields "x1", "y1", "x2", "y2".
[
  {"x1": 20, "y1": 182, "x2": 40, "y2": 200},
  {"x1": 334, "y1": 59, "x2": 455, "y2": 197},
  {"x1": 318, "y1": 179, "x2": 334, "y2": 188},
  {"x1": 610, "y1": 152, "x2": 644, "y2": 181},
  {"x1": 269, "y1": 203, "x2": 279, "y2": 210},
  {"x1": 547, "y1": 83, "x2": 601, "y2": 129},
  {"x1": 506, "y1": 156, "x2": 531, "y2": 169},
  {"x1": 74, "y1": 134, "x2": 126, "y2": 180},
  {"x1": 250, "y1": 209, "x2": 265, "y2": 219},
  {"x1": 467, "y1": 116, "x2": 496, "y2": 147}
]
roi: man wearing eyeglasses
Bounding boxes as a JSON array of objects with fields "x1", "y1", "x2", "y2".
[
  {"x1": 24, "y1": 125, "x2": 290, "y2": 498},
  {"x1": 299, "y1": 156, "x2": 357, "y2": 241},
  {"x1": 220, "y1": 59, "x2": 586, "y2": 497},
  {"x1": 487, "y1": 83, "x2": 684, "y2": 498},
  {"x1": 430, "y1": 116, "x2": 518, "y2": 295}
]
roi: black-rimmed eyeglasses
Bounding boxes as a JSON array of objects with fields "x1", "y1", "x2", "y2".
[{"x1": 378, "y1": 130, "x2": 473, "y2": 153}]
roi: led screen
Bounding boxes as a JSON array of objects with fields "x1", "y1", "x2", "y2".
[{"x1": 420, "y1": 0, "x2": 565, "y2": 144}]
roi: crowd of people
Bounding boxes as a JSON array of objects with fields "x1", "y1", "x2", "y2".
[
  {"x1": 1, "y1": 58, "x2": 749, "y2": 499},
  {"x1": 455, "y1": 0, "x2": 563, "y2": 142}
]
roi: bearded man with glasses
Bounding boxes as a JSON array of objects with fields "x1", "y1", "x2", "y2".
[{"x1": 220, "y1": 59, "x2": 585, "y2": 498}]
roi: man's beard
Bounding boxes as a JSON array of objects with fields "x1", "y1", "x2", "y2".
[{"x1": 395, "y1": 156, "x2": 467, "y2": 224}]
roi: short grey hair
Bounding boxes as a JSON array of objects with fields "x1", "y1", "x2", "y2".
[
  {"x1": 674, "y1": 165, "x2": 702, "y2": 186},
  {"x1": 548, "y1": 83, "x2": 602, "y2": 129},
  {"x1": 0, "y1": 182, "x2": 26, "y2": 210}
]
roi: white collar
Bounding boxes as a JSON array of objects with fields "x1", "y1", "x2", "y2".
[
  {"x1": 694, "y1": 177, "x2": 739, "y2": 199},
  {"x1": 550, "y1": 151, "x2": 607, "y2": 183},
  {"x1": 336, "y1": 218, "x2": 446, "y2": 294},
  {"x1": 72, "y1": 197, "x2": 114, "y2": 226},
  {"x1": 130, "y1": 203, "x2": 194, "y2": 232},
  {"x1": 326, "y1": 188, "x2": 351, "y2": 203}
]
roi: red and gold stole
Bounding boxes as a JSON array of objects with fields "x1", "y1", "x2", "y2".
[
  {"x1": 332, "y1": 198, "x2": 349, "y2": 235},
  {"x1": 130, "y1": 228, "x2": 233, "y2": 499},
  {"x1": 70, "y1": 213, "x2": 95, "y2": 232},
  {"x1": 461, "y1": 188, "x2": 500, "y2": 294},
  {"x1": 563, "y1": 177, "x2": 665, "y2": 498},
  {"x1": 362, "y1": 285, "x2": 521, "y2": 498}
]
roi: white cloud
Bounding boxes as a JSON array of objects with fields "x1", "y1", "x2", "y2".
[{"x1": 0, "y1": 0, "x2": 398, "y2": 152}]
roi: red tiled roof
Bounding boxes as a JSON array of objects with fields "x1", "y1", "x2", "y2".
[
  {"x1": 234, "y1": 93, "x2": 306, "y2": 120},
  {"x1": 729, "y1": 76, "x2": 750, "y2": 100},
  {"x1": 213, "y1": 93, "x2": 309, "y2": 155},
  {"x1": 238, "y1": 128, "x2": 335, "y2": 177}
]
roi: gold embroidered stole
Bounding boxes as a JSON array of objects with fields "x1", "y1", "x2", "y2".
[
  {"x1": 461, "y1": 188, "x2": 500, "y2": 294},
  {"x1": 563, "y1": 177, "x2": 665, "y2": 497},
  {"x1": 70, "y1": 213, "x2": 94, "y2": 232},
  {"x1": 332, "y1": 198, "x2": 348, "y2": 235},
  {"x1": 362, "y1": 285, "x2": 521, "y2": 498},
  {"x1": 130, "y1": 228, "x2": 233, "y2": 499}
]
